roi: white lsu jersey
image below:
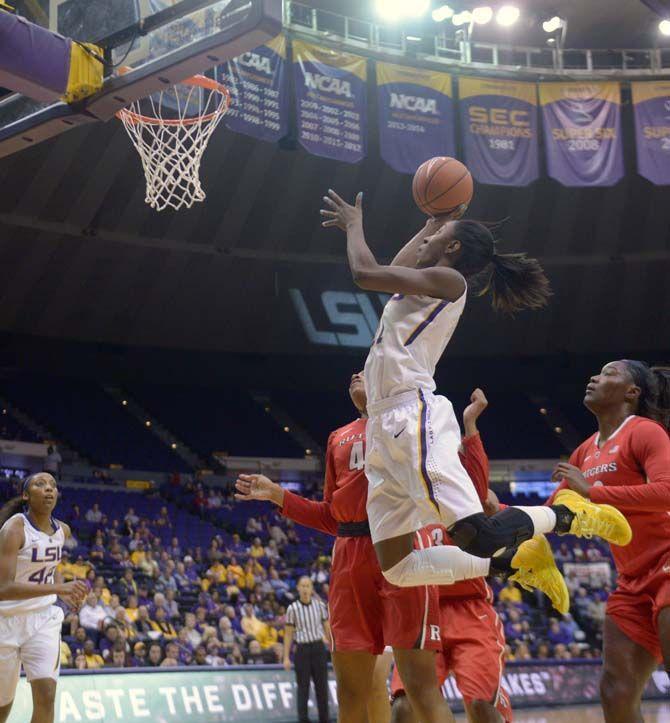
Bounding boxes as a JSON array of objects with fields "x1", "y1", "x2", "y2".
[
  {"x1": 0, "y1": 513, "x2": 64, "y2": 616},
  {"x1": 364, "y1": 289, "x2": 466, "y2": 404}
]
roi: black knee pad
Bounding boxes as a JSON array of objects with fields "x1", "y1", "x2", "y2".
[{"x1": 449, "y1": 508, "x2": 534, "y2": 558}]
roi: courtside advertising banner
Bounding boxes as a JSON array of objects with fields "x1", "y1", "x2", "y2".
[
  {"x1": 376, "y1": 62, "x2": 455, "y2": 174},
  {"x1": 631, "y1": 81, "x2": 670, "y2": 185},
  {"x1": 8, "y1": 663, "x2": 669, "y2": 722},
  {"x1": 293, "y1": 40, "x2": 367, "y2": 163},
  {"x1": 219, "y1": 35, "x2": 289, "y2": 143},
  {"x1": 539, "y1": 81, "x2": 624, "y2": 186},
  {"x1": 458, "y1": 77, "x2": 539, "y2": 186}
]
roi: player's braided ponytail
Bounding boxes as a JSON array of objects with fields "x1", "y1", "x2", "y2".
[
  {"x1": 453, "y1": 220, "x2": 551, "y2": 314},
  {"x1": 623, "y1": 360, "x2": 670, "y2": 433},
  {"x1": 0, "y1": 496, "x2": 25, "y2": 529}
]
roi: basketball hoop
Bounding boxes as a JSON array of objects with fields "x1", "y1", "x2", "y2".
[{"x1": 116, "y1": 73, "x2": 230, "y2": 212}]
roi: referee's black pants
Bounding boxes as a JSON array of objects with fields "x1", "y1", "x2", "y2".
[{"x1": 294, "y1": 640, "x2": 329, "y2": 723}]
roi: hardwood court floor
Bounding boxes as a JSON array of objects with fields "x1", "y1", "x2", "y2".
[{"x1": 454, "y1": 702, "x2": 670, "y2": 722}]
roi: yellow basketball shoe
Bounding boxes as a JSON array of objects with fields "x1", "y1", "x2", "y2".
[
  {"x1": 509, "y1": 535, "x2": 570, "y2": 615},
  {"x1": 553, "y1": 489, "x2": 632, "y2": 547}
]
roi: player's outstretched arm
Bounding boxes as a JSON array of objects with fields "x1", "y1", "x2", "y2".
[
  {"x1": 463, "y1": 387, "x2": 488, "y2": 438},
  {"x1": 320, "y1": 189, "x2": 465, "y2": 301},
  {"x1": 0, "y1": 518, "x2": 87, "y2": 603},
  {"x1": 235, "y1": 473, "x2": 338, "y2": 536}
]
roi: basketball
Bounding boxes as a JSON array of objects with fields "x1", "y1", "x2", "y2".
[{"x1": 412, "y1": 157, "x2": 473, "y2": 216}]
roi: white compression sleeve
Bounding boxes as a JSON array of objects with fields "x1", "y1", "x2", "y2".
[
  {"x1": 382, "y1": 546, "x2": 491, "y2": 588},
  {"x1": 513, "y1": 506, "x2": 557, "y2": 536}
]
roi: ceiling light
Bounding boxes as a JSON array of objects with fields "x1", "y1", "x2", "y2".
[
  {"x1": 431, "y1": 4, "x2": 454, "y2": 22},
  {"x1": 284, "y1": 426, "x2": 290, "y2": 432},
  {"x1": 452, "y1": 10, "x2": 472, "y2": 26},
  {"x1": 496, "y1": 5, "x2": 520, "y2": 26},
  {"x1": 406, "y1": 34, "x2": 423, "y2": 41},
  {"x1": 472, "y1": 6, "x2": 493, "y2": 25},
  {"x1": 375, "y1": 0, "x2": 429, "y2": 21},
  {"x1": 660, "y1": 19, "x2": 670, "y2": 36},
  {"x1": 539, "y1": 408, "x2": 547, "y2": 415},
  {"x1": 542, "y1": 15, "x2": 563, "y2": 33},
  {"x1": 145, "y1": 420, "x2": 151, "y2": 427},
  {"x1": 305, "y1": 449, "x2": 312, "y2": 455},
  {"x1": 554, "y1": 426, "x2": 563, "y2": 434},
  {"x1": 121, "y1": 400, "x2": 127, "y2": 406},
  {"x1": 171, "y1": 443, "x2": 177, "y2": 449}
]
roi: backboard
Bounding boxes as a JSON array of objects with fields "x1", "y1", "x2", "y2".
[{"x1": 0, "y1": 0, "x2": 282, "y2": 157}]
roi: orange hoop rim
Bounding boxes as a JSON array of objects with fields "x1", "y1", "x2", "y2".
[{"x1": 115, "y1": 73, "x2": 231, "y2": 127}]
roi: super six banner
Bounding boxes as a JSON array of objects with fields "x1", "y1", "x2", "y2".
[
  {"x1": 219, "y1": 35, "x2": 289, "y2": 143},
  {"x1": 632, "y1": 81, "x2": 670, "y2": 186},
  {"x1": 376, "y1": 62, "x2": 455, "y2": 174},
  {"x1": 459, "y1": 77, "x2": 539, "y2": 186},
  {"x1": 540, "y1": 81, "x2": 624, "y2": 186},
  {"x1": 293, "y1": 40, "x2": 367, "y2": 164}
]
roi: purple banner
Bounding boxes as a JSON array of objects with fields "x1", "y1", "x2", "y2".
[
  {"x1": 217, "y1": 35, "x2": 288, "y2": 143},
  {"x1": 458, "y1": 77, "x2": 538, "y2": 186},
  {"x1": 540, "y1": 82, "x2": 624, "y2": 187},
  {"x1": 632, "y1": 81, "x2": 670, "y2": 185},
  {"x1": 293, "y1": 40, "x2": 366, "y2": 164},
  {"x1": 376, "y1": 62, "x2": 454, "y2": 174}
]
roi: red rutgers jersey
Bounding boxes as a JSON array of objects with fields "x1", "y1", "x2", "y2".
[
  {"x1": 323, "y1": 417, "x2": 368, "y2": 523},
  {"x1": 550, "y1": 415, "x2": 670, "y2": 578}
]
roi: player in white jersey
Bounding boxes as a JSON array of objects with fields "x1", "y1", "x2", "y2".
[
  {"x1": 320, "y1": 190, "x2": 632, "y2": 614},
  {"x1": 0, "y1": 473, "x2": 87, "y2": 723}
]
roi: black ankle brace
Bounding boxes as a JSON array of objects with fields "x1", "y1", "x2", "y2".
[{"x1": 551, "y1": 504, "x2": 576, "y2": 534}]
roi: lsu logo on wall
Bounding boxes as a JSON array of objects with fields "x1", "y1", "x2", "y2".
[
  {"x1": 290, "y1": 289, "x2": 390, "y2": 348},
  {"x1": 304, "y1": 72, "x2": 352, "y2": 98},
  {"x1": 238, "y1": 52, "x2": 272, "y2": 75},
  {"x1": 389, "y1": 93, "x2": 438, "y2": 115}
]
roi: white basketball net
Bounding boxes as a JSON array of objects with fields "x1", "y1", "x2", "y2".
[{"x1": 118, "y1": 78, "x2": 230, "y2": 212}]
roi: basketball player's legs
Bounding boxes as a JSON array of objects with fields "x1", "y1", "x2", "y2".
[
  {"x1": 331, "y1": 651, "x2": 377, "y2": 723},
  {"x1": 0, "y1": 616, "x2": 22, "y2": 723},
  {"x1": 393, "y1": 648, "x2": 455, "y2": 723},
  {"x1": 369, "y1": 650, "x2": 394, "y2": 723},
  {"x1": 600, "y1": 615, "x2": 656, "y2": 723},
  {"x1": 28, "y1": 679, "x2": 57, "y2": 723}
]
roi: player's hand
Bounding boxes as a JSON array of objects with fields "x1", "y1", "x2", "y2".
[
  {"x1": 235, "y1": 474, "x2": 284, "y2": 507},
  {"x1": 426, "y1": 203, "x2": 468, "y2": 229},
  {"x1": 283, "y1": 659, "x2": 292, "y2": 671},
  {"x1": 58, "y1": 580, "x2": 88, "y2": 608},
  {"x1": 463, "y1": 388, "x2": 488, "y2": 434},
  {"x1": 320, "y1": 189, "x2": 363, "y2": 231},
  {"x1": 483, "y1": 489, "x2": 500, "y2": 517},
  {"x1": 552, "y1": 463, "x2": 590, "y2": 498}
]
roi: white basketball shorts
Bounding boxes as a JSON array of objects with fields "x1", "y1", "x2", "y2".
[
  {"x1": 366, "y1": 390, "x2": 483, "y2": 544},
  {"x1": 0, "y1": 605, "x2": 64, "y2": 705}
]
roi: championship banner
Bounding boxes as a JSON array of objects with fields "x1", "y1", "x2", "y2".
[
  {"x1": 7, "y1": 663, "x2": 670, "y2": 721},
  {"x1": 376, "y1": 62, "x2": 455, "y2": 174},
  {"x1": 539, "y1": 82, "x2": 624, "y2": 187},
  {"x1": 458, "y1": 77, "x2": 538, "y2": 186},
  {"x1": 218, "y1": 35, "x2": 289, "y2": 143},
  {"x1": 632, "y1": 81, "x2": 670, "y2": 185},
  {"x1": 293, "y1": 40, "x2": 367, "y2": 164}
]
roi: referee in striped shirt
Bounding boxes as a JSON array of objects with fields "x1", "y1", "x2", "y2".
[{"x1": 284, "y1": 576, "x2": 330, "y2": 723}]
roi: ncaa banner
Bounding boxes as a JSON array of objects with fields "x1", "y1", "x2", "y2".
[
  {"x1": 293, "y1": 40, "x2": 367, "y2": 164},
  {"x1": 219, "y1": 35, "x2": 289, "y2": 143},
  {"x1": 459, "y1": 77, "x2": 538, "y2": 186},
  {"x1": 376, "y1": 62, "x2": 455, "y2": 174},
  {"x1": 539, "y1": 82, "x2": 624, "y2": 187},
  {"x1": 632, "y1": 81, "x2": 670, "y2": 185}
]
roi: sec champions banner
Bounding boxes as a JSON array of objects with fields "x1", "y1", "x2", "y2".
[
  {"x1": 632, "y1": 81, "x2": 670, "y2": 185},
  {"x1": 219, "y1": 35, "x2": 289, "y2": 143},
  {"x1": 376, "y1": 62, "x2": 455, "y2": 174},
  {"x1": 539, "y1": 81, "x2": 624, "y2": 187},
  {"x1": 293, "y1": 40, "x2": 367, "y2": 164},
  {"x1": 459, "y1": 77, "x2": 538, "y2": 186}
]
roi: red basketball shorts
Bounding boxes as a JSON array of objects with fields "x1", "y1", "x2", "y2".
[
  {"x1": 391, "y1": 596, "x2": 512, "y2": 721},
  {"x1": 328, "y1": 532, "x2": 440, "y2": 655},
  {"x1": 607, "y1": 551, "x2": 670, "y2": 663}
]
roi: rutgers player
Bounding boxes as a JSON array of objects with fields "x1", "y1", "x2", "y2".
[
  {"x1": 549, "y1": 360, "x2": 670, "y2": 723},
  {"x1": 391, "y1": 389, "x2": 512, "y2": 723},
  {"x1": 0, "y1": 473, "x2": 87, "y2": 723},
  {"x1": 320, "y1": 190, "x2": 630, "y2": 613},
  {"x1": 236, "y1": 372, "x2": 451, "y2": 723}
]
